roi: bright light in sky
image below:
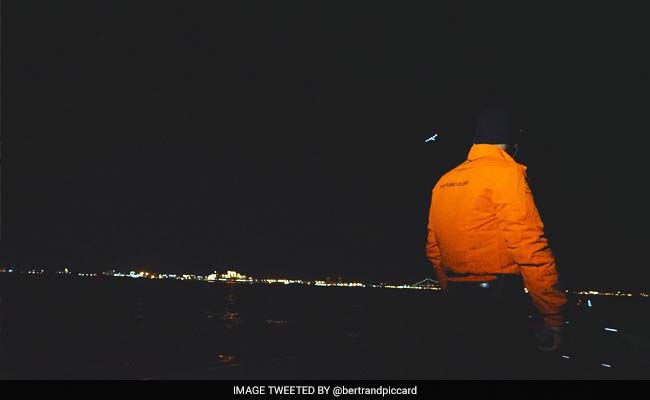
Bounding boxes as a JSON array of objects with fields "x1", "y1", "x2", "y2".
[
  {"x1": 604, "y1": 328, "x2": 618, "y2": 332},
  {"x1": 424, "y1": 134, "x2": 438, "y2": 142},
  {"x1": 587, "y1": 299, "x2": 592, "y2": 307}
]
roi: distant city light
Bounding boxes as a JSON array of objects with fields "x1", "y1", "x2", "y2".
[{"x1": 587, "y1": 300, "x2": 592, "y2": 307}]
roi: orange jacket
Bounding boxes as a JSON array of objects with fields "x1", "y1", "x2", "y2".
[{"x1": 426, "y1": 144, "x2": 567, "y2": 327}]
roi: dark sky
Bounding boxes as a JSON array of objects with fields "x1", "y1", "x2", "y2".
[{"x1": 2, "y1": 2, "x2": 648, "y2": 289}]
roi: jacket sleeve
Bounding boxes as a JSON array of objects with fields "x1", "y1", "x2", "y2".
[
  {"x1": 426, "y1": 190, "x2": 448, "y2": 290},
  {"x1": 493, "y1": 166, "x2": 567, "y2": 327}
]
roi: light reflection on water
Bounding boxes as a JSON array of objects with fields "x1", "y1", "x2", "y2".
[{"x1": 222, "y1": 287, "x2": 240, "y2": 329}]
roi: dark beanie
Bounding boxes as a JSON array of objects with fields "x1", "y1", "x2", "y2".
[{"x1": 473, "y1": 104, "x2": 516, "y2": 144}]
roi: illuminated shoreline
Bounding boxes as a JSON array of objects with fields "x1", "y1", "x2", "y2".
[{"x1": 0, "y1": 267, "x2": 647, "y2": 297}]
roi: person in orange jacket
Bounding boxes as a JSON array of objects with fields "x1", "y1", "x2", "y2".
[{"x1": 426, "y1": 104, "x2": 567, "y2": 354}]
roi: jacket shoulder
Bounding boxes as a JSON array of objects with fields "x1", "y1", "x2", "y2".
[
  {"x1": 433, "y1": 158, "x2": 526, "y2": 190},
  {"x1": 433, "y1": 163, "x2": 467, "y2": 189},
  {"x1": 474, "y1": 157, "x2": 527, "y2": 179}
]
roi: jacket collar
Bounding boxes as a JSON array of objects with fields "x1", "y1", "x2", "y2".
[{"x1": 467, "y1": 144, "x2": 515, "y2": 163}]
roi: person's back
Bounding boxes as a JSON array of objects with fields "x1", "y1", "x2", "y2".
[{"x1": 429, "y1": 144, "x2": 532, "y2": 280}]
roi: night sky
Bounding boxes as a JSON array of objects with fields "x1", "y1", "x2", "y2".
[{"x1": 2, "y1": 2, "x2": 648, "y2": 290}]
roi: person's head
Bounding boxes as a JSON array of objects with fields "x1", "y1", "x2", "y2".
[{"x1": 472, "y1": 104, "x2": 519, "y2": 158}]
